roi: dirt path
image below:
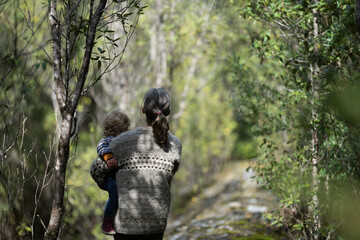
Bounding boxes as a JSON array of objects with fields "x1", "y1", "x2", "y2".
[{"x1": 164, "y1": 161, "x2": 287, "y2": 240}]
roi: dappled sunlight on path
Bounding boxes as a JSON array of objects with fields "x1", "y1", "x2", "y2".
[{"x1": 165, "y1": 161, "x2": 287, "y2": 240}]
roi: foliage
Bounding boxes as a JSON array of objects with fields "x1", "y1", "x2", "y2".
[
  {"x1": 0, "y1": 1, "x2": 55, "y2": 239},
  {"x1": 234, "y1": 0, "x2": 360, "y2": 239}
]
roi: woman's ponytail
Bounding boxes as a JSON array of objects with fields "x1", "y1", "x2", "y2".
[
  {"x1": 152, "y1": 112, "x2": 170, "y2": 144},
  {"x1": 142, "y1": 88, "x2": 171, "y2": 145}
]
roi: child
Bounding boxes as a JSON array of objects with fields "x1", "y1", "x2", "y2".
[{"x1": 97, "y1": 109, "x2": 130, "y2": 235}]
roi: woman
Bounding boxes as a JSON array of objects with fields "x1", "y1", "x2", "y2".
[{"x1": 110, "y1": 88, "x2": 182, "y2": 240}]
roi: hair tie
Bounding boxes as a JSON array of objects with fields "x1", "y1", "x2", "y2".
[{"x1": 158, "y1": 111, "x2": 162, "y2": 115}]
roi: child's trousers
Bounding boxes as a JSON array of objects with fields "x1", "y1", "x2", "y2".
[{"x1": 103, "y1": 175, "x2": 118, "y2": 218}]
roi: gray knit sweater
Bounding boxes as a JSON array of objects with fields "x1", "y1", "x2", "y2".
[{"x1": 110, "y1": 126, "x2": 182, "y2": 235}]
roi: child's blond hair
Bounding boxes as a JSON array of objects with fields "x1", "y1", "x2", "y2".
[{"x1": 103, "y1": 109, "x2": 130, "y2": 137}]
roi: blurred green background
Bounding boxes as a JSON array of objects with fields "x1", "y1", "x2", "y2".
[{"x1": 1, "y1": 0, "x2": 360, "y2": 239}]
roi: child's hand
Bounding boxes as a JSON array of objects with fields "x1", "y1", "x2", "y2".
[{"x1": 106, "y1": 157, "x2": 118, "y2": 170}]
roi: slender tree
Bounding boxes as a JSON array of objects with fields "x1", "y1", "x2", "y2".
[
  {"x1": 45, "y1": 0, "x2": 143, "y2": 238},
  {"x1": 310, "y1": 1, "x2": 320, "y2": 237}
]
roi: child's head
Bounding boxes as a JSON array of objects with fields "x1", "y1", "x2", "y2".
[{"x1": 103, "y1": 109, "x2": 130, "y2": 137}]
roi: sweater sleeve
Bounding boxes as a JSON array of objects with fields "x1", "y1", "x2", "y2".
[{"x1": 97, "y1": 136, "x2": 114, "y2": 160}]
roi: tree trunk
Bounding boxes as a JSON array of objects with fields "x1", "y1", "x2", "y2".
[
  {"x1": 311, "y1": 1, "x2": 320, "y2": 239},
  {"x1": 151, "y1": 0, "x2": 167, "y2": 87},
  {"x1": 44, "y1": 115, "x2": 72, "y2": 239},
  {"x1": 356, "y1": 0, "x2": 360, "y2": 34},
  {"x1": 45, "y1": 0, "x2": 107, "y2": 238}
]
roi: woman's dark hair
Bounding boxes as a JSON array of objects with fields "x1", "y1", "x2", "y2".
[{"x1": 142, "y1": 88, "x2": 171, "y2": 145}]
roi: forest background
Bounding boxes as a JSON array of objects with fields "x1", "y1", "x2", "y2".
[{"x1": 1, "y1": 0, "x2": 360, "y2": 239}]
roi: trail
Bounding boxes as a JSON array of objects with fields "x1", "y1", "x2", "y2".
[{"x1": 164, "y1": 161, "x2": 287, "y2": 240}]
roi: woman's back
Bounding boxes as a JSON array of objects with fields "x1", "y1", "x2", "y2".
[{"x1": 110, "y1": 126, "x2": 182, "y2": 235}]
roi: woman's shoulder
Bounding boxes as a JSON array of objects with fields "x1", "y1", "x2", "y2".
[
  {"x1": 167, "y1": 133, "x2": 182, "y2": 155},
  {"x1": 115, "y1": 127, "x2": 180, "y2": 140},
  {"x1": 110, "y1": 127, "x2": 139, "y2": 146},
  {"x1": 110, "y1": 127, "x2": 182, "y2": 155},
  {"x1": 114, "y1": 127, "x2": 146, "y2": 138},
  {"x1": 168, "y1": 133, "x2": 181, "y2": 146}
]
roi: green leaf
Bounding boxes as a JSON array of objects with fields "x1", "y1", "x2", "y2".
[
  {"x1": 123, "y1": 13, "x2": 133, "y2": 18},
  {"x1": 105, "y1": 36, "x2": 114, "y2": 42},
  {"x1": 97, "y1": 47, "x2": 106, "y2": 54}
]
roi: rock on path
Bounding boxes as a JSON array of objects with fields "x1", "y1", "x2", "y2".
[{"x1": 164, "y1": 161, "x2": 287, "y2": 240}]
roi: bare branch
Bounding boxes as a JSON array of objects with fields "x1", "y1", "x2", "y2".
[
  {"x1": 82, "y1": 1, "x2": 142, "y2": 94},
  {"x1": 31, "y1": 140, "x2": 55, "y2": 239},
  {"x1": 70, "y1": 0, "x2": 107, "y2": 112}
]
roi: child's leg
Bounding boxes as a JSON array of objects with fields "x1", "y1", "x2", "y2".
[
  {"x1": 102, "y1": 176, "x2": 117, "y2": 235},
  {"x1": 104, "y1": 176, "x2": 118, "y2": 218}
]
